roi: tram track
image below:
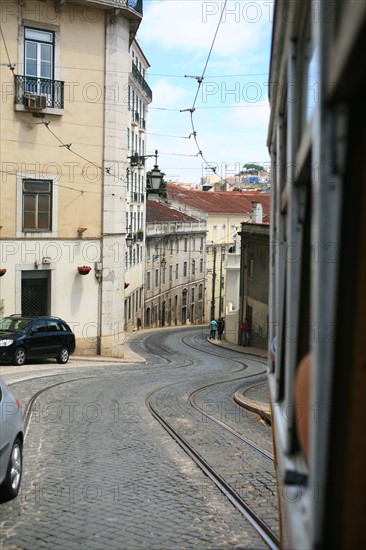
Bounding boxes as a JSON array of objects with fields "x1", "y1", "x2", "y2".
[
  {"x1": 146, "y1": 385, "x2": 279, "y2": 549},
  {"x1": 189, "y1": 383, "x2": 274, "y2": 461},
  {"x1": 145, "y1": 330, "x2": 279, "y2": 548}
]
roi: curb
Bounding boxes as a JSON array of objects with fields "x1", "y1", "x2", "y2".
[{"x1": 234, "y1": 390, "x2": 271, "y2": 424}]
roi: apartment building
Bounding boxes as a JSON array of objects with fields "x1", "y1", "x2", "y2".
[
  {"x1": 0, "y1": 0, "x2": 146, "y2": 357},
  {"x1": 124, "y1": 39, "x2": 152, "y2": 332},
  {"x1": 144, "y1": 200, "x2": 207, "y2": 328},
  {"x1": 166, "y1": 184, "x2": 270, "y2": 323}
]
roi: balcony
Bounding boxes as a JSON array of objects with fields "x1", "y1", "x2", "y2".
[
  {"x1": 14, "y1": 75, "x2": 64, "y2": 112},
  {"x1": 131, "y1": 110, "x2": 139, "y2": 126},
  {"x1": 131, "y1": 63, "x2": 152, "y2": 101},
  {"x1": 88, "y1": 1, "x2": 142, "y2": 14}
]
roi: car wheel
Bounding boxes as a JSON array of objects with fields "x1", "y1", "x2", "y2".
[
  {"x1": 13, "y1": 347, "x2": 26, "y2": 366},
  {"x1": 0, "y1": 438, "x2": 22, "y2": 501},
  {"x1": 57, "y1": 347, "x2": 69, "y2": 364}
]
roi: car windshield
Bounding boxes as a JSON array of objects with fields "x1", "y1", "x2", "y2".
[{"x1": 0, "y1": 317, "x2": 33, "y2": 331}]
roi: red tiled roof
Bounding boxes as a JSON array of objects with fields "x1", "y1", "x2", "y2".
[
  {"x1": 146, "y1": 199, "x2": 199, "y2": 223},
  {"x1": 167, "y1": 184, "x2": 270, "y2": 220}
]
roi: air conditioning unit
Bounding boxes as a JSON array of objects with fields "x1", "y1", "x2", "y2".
[{"x1": 23, "y1": 94, "x2": 47, "y2": 110}]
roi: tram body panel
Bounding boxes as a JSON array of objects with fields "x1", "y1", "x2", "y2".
[{"x1": 268, "y1": 1, "x2": 366, "y2": 547}]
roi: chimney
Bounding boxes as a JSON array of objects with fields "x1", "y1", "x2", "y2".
[{"x1": 251, "y1": 202, "x2": 263, "y2": 223}]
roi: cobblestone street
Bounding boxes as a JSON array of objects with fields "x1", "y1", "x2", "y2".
[{"x1": 0, "y1": 328, "x2": 278, "y2": 549}]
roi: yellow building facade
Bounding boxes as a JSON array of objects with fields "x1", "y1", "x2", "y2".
[{"x1": 0, "y1": 0, "x2": 144, "y2": 357}]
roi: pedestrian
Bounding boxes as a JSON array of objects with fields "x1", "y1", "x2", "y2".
[
  {"x1": 209, "y1": 318, "x2": 218, "y2": 339},
  {"x1": 217, "y1": 317, "x2": 225, "y2": 340},
  {"x1": 240, "y1": 317, "x2": 251, "y2": 346}
]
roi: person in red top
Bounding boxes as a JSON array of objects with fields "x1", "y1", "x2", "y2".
[{"x1": 241, "y1": 318, "x2": 251, "y2": 346}]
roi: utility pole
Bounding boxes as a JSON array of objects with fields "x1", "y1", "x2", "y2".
[{"x1": 210, "y1": 245, "x2": 217, "y2": 320}]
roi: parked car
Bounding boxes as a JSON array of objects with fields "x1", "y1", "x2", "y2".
[
  {"x1": 0, "y1": 315, "x2": 76, "y2": 366},
  {"x1": 0, "y1": 377, "x2": 23, "y2": 500}
]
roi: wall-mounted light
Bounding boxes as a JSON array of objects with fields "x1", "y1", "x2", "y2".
[
  {"x1": 126, "y1": 233, "x2": 134, "y2": 247},
  {"x1": 147, "y1": 150, "x2": 164, "y2": 195}
]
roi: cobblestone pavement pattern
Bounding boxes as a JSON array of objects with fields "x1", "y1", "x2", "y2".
[{"x1": 0, "y1": 327, "x2": 277, "y2": 549}]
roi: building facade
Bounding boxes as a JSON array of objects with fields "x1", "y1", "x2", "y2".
[
  {"x1": 166, "y1": 184, "x2": 270, "y2": 323},
  {"x1": 238, "y1": 221, "x2": 269, "y2": 349},
  {"x1": 144, "y1": 200, "x2": 206, "y2": 328},
  {"x1": 0, "y1": 0, "x2": 145, "y2": 357},
  {"x1": 124, "y1": 39, "x2": 152, "y2": 332}
]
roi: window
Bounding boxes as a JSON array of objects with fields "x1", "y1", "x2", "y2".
[
  {"x1": 169, "y1": 265, "x2": 173, "y2": 283},
  {"x1": 191, "y1": 260, "x2": 195, "y2": 275},
  {"x1": 25, "y1": 28, "x2": 54, "y2": 95},
  {"x1": 191, "y1": 288, "x2": 195, "y2": 302},
  {"x1": 176, "y1": 237, "x2": 180, "y2": 253},
  {"x1": 155, "y1": 269, "x2": 159, "y2": 287},
  {"x1": 23, "y1": 179, "x2": 52, "y2": 231},
  {"x1": 192, "y1": 237, "x2": 196, "y2": 251},
  {"x1": 199, "y1": 284, "x2": 203, "y2": 300},
  {"x1": 183, "y1": 262, "x2": 187, "y2": 277},
  {"x1": 200, "y1": 237, "x2": 204, "y2": 251},
  {"x1": 162, "y1": 266, "x2": 166, "y2": 285},
  {"x1": 222, "y1": 224, "x2": 226, "y2": 239},
  {"x1": 213, "y1": 225, "x2": 217, "y2": 241},
  {"x1": 175, "y1": 263, "x2": 179, "y2": 279},
  {"x1": 147, "y1": 272, "x2": 151, "y2": 290},
  {"x1": 200, "y1": 258, "x2": 203, "y2": 273},
  {"x1": 184, "y1": 237, "x2": 188, "y2": 252},
  {"x1": 249, "y1": 258, "x2": 254, "y2": 278}
]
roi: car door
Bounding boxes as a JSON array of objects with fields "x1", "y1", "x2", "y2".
[
  {"x1": 25, "y1": 319, "x2": 50, "y2": 357},
  {"x1": 46, "y1": 321, "x2": 64, "y2": 355}
]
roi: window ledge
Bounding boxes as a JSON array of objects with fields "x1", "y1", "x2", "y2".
[{"x1": 14, "y1": 104, "x2": 64, "y2": 116}]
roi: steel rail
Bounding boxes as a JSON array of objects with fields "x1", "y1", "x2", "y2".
[{"x1": 146, "y1": 388, "x2": 279, "y2": 550}]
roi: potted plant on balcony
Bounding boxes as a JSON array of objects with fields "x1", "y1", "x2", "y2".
[
  {"x1": 0, "y1": 268, "x2": 7, "y2": 277},
  {"x1": 77, "y1": 265, "x2": 92, "y2": 275}
]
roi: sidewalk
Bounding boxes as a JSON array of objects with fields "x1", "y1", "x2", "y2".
[
  {"x1": 70, "y1": 346, "x2": 146, "y2": 364},
  {"x1": 208, "y1": 337, "x2": 271, "y2": 423}
]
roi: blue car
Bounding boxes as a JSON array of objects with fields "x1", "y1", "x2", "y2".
[
  {"x1": 0, "y1": 377, "x2": 23, "y2": 500},
  {"x1": 0, "y1": 315, "x2": 76, "y2": 366}
]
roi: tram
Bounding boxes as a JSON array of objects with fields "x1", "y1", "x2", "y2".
[{"x1": 267, "y1": 1, "x2": 366, "y2": 548}]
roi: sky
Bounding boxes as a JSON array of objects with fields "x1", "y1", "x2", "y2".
[{"x1": 137, "y1": 0, "x2": 274, "y2": 185}]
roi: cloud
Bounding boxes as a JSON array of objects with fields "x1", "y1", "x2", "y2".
[
  {"x1": 139, "y1": 0, "x2": 273, "y2": 58},
  {"x1": 151, "y1": 79, "x2": 189, "y2": 107}
]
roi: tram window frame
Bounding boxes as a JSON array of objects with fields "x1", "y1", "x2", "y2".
[{"x1": 277, "y1": 6, "x2": 314, "y2": 453}]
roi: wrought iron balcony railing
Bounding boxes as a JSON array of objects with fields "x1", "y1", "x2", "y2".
[
  {"x1": 92, "y1": 1, "x2": 143, "y2": 15},
  {"x1": 131, "y1": 63, "x2": 152, "y2": 101},
  {"x1": 14, "y1": 75, "x2": 64, "y2": 109}
]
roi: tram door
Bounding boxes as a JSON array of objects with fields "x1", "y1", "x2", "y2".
[{"x1": 21, "y1": 271, "x2": 50, "y2": 315}]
